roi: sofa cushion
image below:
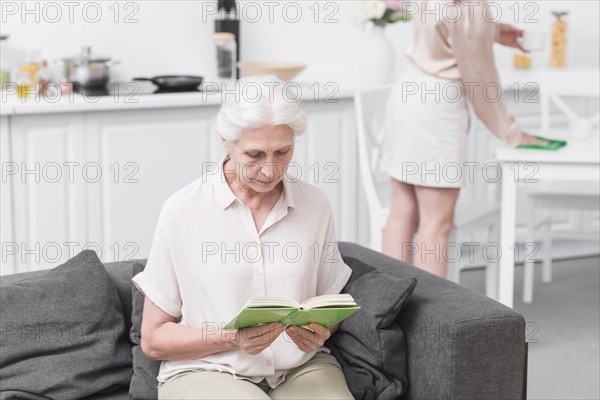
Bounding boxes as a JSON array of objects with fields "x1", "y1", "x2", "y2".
[
  {"x1": 327, "y1": 256, "x2": 417, "y2": 400},
  {"x1": 0, "y1": 250, "x2": 132, "y2": 400},
  {"x1": 103, "y1": 259, "x2": 146, "y2": 343},
  {"x1": 129, "y1": 262, "x2": 161, "y2": 400}
]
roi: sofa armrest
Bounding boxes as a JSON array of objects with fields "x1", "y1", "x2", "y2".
[{"x1": 339, "y1": 242, "x2": 526, "y2": 400}]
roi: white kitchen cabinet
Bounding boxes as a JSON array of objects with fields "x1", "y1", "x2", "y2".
[
  {"x1": 84, "y1": 106, "x2": 220, "y2": 263},
  {"x1": 1, "y1": 115, "x2": 15, "y2": 275},
  {"x1": 9, "y1": 113, "x2": 87, "y2": 272},
  {"x1": 1, "y1": 97, "x2": 359, "y2": 275}
]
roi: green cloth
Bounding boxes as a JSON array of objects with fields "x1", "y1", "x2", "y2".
[{"x1": 517, "y1": 135, "x2": 567, "y2": 150}]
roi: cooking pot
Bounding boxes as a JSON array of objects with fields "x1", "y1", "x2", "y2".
[
  {"x1": 133, "y1": 75, "x2": 204, "y2": 92},
  {"x1": 55, "y1": 46, "x2": 120, "y2": 87}
]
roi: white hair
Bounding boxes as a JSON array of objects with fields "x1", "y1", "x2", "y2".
[{"x1": 216, "y1": 75, "x2": 306, "y2": 142}]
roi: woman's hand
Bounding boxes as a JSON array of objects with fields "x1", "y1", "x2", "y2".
[
  {"x1": 285, "y1": 323, "x2": 335, "y2": 353},
  {"x1": 233, "y1": 323, "x2": 285, "y2": 355},
  {"x1": 519, "y1": 132, "x2": 550, "y2": 147},
  {"x1": 496, "y1": 23, "x2": 526, "y2": 52}
]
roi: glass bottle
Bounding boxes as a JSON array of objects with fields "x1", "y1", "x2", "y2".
[
  {"x1": 215, "y1": 0, "x2": 240, "y2": 79},
  {"x1": 212, "y1": 32, "x2": 237, "y2": 89}
]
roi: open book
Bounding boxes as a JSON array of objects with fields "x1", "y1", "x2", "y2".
[{"x1": 224, "y1": 294, "x2": 360, "y2": 330}]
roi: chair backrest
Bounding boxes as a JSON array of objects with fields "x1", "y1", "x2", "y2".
[
  {"x1": 539, "y1": 70, "x2": 600, "y2": 133},
  {"x1": 354, "y1": 86, "x2": 393, "y2": 226}
]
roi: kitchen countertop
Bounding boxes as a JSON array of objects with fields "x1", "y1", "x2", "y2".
[
  {"x1": 1, "y1": 67, "x2": 594, "y2": 116},
  {"x1": 1, "y1": 89, "x2": 223, "y2": 116},
  {"x1": 0, "y1": 78, "x2": 359, "y2": 116}
]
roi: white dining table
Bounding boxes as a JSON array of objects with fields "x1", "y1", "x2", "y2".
[{"x1": 495, "y1": 137, "x2": 600, "y2": 308}]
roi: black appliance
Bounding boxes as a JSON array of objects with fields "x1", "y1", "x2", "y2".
[{"x1": 215, "y1": 0, "x2": 240, "y2": 79}]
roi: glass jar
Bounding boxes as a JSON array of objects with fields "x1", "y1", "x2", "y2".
[
  {"x1": 15, "y1": 71, "x2": 33, "y2": 99},
  {"x1": 549, "y1": 11, "x2": 568, "y2": 68},
  {"x1": 211, "y1": 32, "x2": 237, "y2": 88},
  {"x1": 513, "y1": 52, "x2": 532, "y2": 69}
]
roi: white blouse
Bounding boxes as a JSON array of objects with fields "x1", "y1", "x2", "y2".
[{"x1": 131, "y1": 155, "x2": 353, "y2": 388}]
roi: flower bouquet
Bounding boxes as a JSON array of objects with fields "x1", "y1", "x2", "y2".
[{"x1": 352, "y1": 0, "x2": 412, "y2": 28}]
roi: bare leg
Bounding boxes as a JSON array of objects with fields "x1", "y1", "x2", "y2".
[
  {"x1": 413, "y1": 185, "x2": 460, "y2": 278},
  {"x1": 383, "y1": 179, "x2": 419, "y2": 264}
]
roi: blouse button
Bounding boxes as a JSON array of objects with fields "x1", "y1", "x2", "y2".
[{"x1": 266, "y1": 360, "x2": 273, "y2": 367}]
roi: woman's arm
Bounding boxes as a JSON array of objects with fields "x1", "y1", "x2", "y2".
[
  {"x1": 141, "y1": 297, "x2": 286, "y2": 360},
  {"x1": 449, "y1": 2, "x2": 523, "y2": 147},
  {"x1": 140, "y1": 297, "x2": 237, "y2": 361}
]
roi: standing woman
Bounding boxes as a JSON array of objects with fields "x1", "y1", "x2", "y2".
[{"x1": 381, "y1": 0, "x2": 547, "y2": 277}]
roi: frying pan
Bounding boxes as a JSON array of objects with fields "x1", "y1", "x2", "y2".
[{"x1": 133, "y1": 75, "x2": 204, "y2": 91}]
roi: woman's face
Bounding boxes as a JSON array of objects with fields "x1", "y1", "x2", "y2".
[{"x1": 224, "y1": 125, "x2": 294, "y2": 193}]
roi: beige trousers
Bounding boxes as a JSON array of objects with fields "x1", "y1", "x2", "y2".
[{"x1": 158, "y1": 352, "x2": 354, "y2": 400}]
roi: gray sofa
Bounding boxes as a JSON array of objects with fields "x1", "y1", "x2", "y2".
[{"x1": 0, "y1": 242, "x2": 527, "y2": 399}]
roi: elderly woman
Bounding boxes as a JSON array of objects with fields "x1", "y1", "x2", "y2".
[{"x1": 132, "y1": 76, "x2": 354, "y2": 400}]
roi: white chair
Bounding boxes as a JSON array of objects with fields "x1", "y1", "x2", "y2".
[
  {"x1": 355, "y1": 86, "x2": 500, "y2": 298},
  {"x1": 522, "y1": 70, "x2": 600, "y2": 304}
]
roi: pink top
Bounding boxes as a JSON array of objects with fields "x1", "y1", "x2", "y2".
[{"x1": 406, "y1": 0, "x2": 522, "y2": 147}]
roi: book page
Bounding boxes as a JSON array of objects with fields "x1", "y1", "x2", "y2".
[
  {"x1": 280, "y1": 306, "x2": 360, "y2": 328},
  {"x1": 301, "y1": 293, "x2": 356, "y2": 309},
  {"x1": 245, "y1": 296, "x2": 301, "y2": 308}
]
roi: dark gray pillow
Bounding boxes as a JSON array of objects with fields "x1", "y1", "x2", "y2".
[
  {"x1": 129, "y1": 262, "x2": 161, "y2": 400},
  {"x1": 327, "y1": 256, "x2": 417, "y2": 400},
  {"x1": 0, "y1": 250, "x2": 132, "y2": 400}
]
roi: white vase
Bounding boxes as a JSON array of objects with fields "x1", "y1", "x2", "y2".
[{"x1": 360, "y1": 25, "x2": 396, "y2": 84}]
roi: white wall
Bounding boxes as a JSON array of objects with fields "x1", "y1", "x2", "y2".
[{"x1": 2, "y1": 1, "x2": 597, "y2": 84}]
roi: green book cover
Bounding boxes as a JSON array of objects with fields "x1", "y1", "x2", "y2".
[{"x1": 224, "y1": 294, "x2": 361, "y2": 330}]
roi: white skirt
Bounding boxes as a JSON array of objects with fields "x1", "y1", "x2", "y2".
[{"x1": 381, "y1": 59, "x2": 470, "y2": 188}]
